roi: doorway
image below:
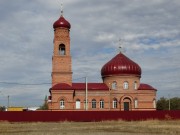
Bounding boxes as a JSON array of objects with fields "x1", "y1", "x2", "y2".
[
  {"x1": 124, "y1": 102, "x2": 129, "y2": 111},
  {"x1": 123, "y1": 97, "x2": 131, "y2": 111}
]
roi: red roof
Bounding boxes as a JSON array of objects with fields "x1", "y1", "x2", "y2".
[
  {"x1": 72, "y1": 83, "x2": 109, "y2": 90},
  {"x1": 101, "y1": 53, "x2": 141, "y2": 77},
  {"x1": 50, "y1": 83, "x2": 156, "y2": 91},
  {"x1": 51, "y1": 83, "x2": 109, "y2": 91},
  {"x1": 138, "y1": 83, "x2": 157, "y2": 91},
  {"x1": 51, "y1": 83, "x2": 72, "y2": 90},
  {"x1": 53, "y1": 15, "x2": 71, "y2": 29}
]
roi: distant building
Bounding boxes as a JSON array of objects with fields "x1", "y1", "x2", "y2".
[
  {"x1": 48, "y1": 10, "x2": 157, "y2": 111},
  {"x1": 7, "y1": 107, "x2": 24, "y2": 111}
]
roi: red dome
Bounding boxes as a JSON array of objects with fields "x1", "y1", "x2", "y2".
[
  {"x1": 138, "y1": 83, "x2": 157, "y2": 91},
  {"x1": 101, "y1": 53, "x2": 141, "y2": 77},
  {"x1": 53, "y1": 15, "x2": 71, "y2": 29},
  {"x1": 51, "y1": 83, "x2": 72, "y2": 90}
]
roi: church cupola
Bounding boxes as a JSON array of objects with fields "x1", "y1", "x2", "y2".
[
  {"x1": 53, "y1": 5, "x2": 71, "y2": 29},
  {"x1": 53, "y1": 15, "x2": 71, "y2": 29},
  {"x1": 101, "y1": 52, "x2": 141, "y2": 78}
]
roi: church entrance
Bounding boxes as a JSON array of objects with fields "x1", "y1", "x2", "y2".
[
  {"x1": 124, "y1": 102, "x2": 129, "y2": 111},
  {"x1": 123, "y1": 97, "x2": 131, "y2": 111}
]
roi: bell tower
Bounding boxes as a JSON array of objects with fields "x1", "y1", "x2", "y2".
[{"x1": 52, "y1": 8, "x2": 72, "y2": 86}]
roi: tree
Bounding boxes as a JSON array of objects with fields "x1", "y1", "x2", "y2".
[
  {"x1": 157, "y1": 97, "x2": 168, "y2": 110},
  {"x1": 170, "y1": 97, "x2": 180, "y2": 110},
  {"x1": 157, "y1": 97, "x2": 180, "y2": 110},
  {"x1": 0, "y1": 106, "x2": 6, "y2": 111},
  {"x1": 38, "y1": 95, "x2": 48, "y2": 110},
  {"x1": 38, "y1": 102, "x2": 48, "y2": 110}
]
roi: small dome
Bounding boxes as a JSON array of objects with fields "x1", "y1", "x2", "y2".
[
  {"x1": 101, "y1": 53, "x2": 141, "y2": 77},
  {"x1": 53, "y1": 15, "x2": 71, "y2": 29},
  {"x1": 51, "y1": 83, "x2": 72, "y2": 90},
  {"x1": 138, "y1": 83, "x2": 157, "y2": 91}
]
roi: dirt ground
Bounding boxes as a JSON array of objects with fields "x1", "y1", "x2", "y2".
[{"x1": 0, "y1": 120, "x2": 179, "y2": 135}]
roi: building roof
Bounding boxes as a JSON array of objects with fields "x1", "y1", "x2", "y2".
[
  {"x1": 50, "y1": 83, "x2": 109, "y2": 91},
  {"x1": 50, "y1": 83, "x2": 156, "y2": 91},
  {"x1": 101, "y1": 53, "x2": 141, "y2": 77},
  {"x1": 72, "y1": 83, "x2": 109, "y2": 90},
  {"x1": 51, "y1": 83, "x2": 72, "y2": 90},
  {"x1": 53, "y1": 15, "x2": 71, "y2": 29},
  {"x1": 138, "y1": 83, "x2": 157, "y2": 91}
]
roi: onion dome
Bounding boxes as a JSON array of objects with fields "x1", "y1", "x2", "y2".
[
  {"x1": 101, "y1": 53, "x2": 141, "y2": 77},
  {"x1": 53, "y1": 15, "x2": 71, "y2": 29}
]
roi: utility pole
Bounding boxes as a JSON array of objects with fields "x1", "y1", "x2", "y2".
[
  {"x1": 109, "y1": 83, "x2": 111, "y2": 110},
  {"x1": 0, "y1": 91, "x2": 10, "y2": 109},
  {"x1": 85, "y1": 77, "x2": 88, "y2": 111},
  {"x1": 168, "y1": 94, "x2": 170, "y2": 110},
  {"x1": 8, "y1": 95, "x2": 10, "y2": 108}
]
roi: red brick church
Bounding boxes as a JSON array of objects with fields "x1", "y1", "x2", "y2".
[{"x1": 48, "y1": 10, "x2": 157, "y2": 111}]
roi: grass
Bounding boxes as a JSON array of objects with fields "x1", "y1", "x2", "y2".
[{"x1": 0, "y1": 120, "x2": 179, "y2": 135}]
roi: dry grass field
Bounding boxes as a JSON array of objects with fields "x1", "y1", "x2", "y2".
[{"x1": 0, "y1": 120, "x2": 179, "y2": 135}]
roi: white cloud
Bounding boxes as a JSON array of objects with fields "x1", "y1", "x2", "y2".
[{"x1": 94, "y1": 32, "x2": 116, "y2": 42}]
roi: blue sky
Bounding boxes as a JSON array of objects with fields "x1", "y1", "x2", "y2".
[{"x1": 0, "y1": 0, "x2": 180, "y2": 107}]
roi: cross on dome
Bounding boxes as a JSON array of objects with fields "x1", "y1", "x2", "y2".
[
  {"x1": 53, "y1": 3, "x2": 71, "y2": 29},
  {"x1": 117, "y1": 38, "x2": 126, "y2": 53},
  {"x1": 60, "y1": 3, "x2": 63, "y2": 16},
  {"x1": 118, "y1": 38, "x2": 123, "y2": 53},
  {"x1": 118, "y1": 46, "x2": 122, "y2": 53}
]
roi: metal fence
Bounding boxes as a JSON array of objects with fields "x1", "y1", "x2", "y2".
[{"x1": 0, "y1": 111, "x2": 179, "y2": 122}]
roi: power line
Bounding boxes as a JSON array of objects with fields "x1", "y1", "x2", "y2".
[
  {"x1": 0, "y1": 82, "x2": 51, "y2": 85},
  {"x1": 0, "y1": 76, "x2": 87, "y2": 86}
]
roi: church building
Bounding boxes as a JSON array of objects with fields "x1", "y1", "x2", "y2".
[{"x1": 48, "y1": 10, "x2": 157, "y2": 111}]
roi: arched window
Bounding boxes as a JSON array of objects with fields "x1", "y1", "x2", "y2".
[
  {"x1": 134, "y1": 99, "x2": 138, "y2": 108},
  {"x1": 59, "y1": 44, "x2": 65, "y2": 55},
  {"x1": 60, "y1": 99, "x2": 65, "y2": 109},
  {"x1": 112, "y1": 81, "x2": 117, "y2": 90},
  {"x1": 153, "y1": 99, "x2": 156, "y2": 108},
  {"x1": 123, "y1": 81, "x2": 129, "y2": 89},
  {"x1": 100, "y1": 99, "x2": 104, "y2": 109},
  {"x1": 113, "y1": 98, "x2": 118, "y2": 108},
  {"x1": 76, "y1": 99, "x2": 81, "y2": 109},
  {"x1": 134, "y1": 81, "x2": 137, "y2": 90},
  {"x1": 92, "y1": 99, "x2": 96, "y2": 109}
]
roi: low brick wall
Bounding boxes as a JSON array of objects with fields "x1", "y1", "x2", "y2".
[{"x1": 0, "y1": 111, "x2": 179, "y2": 122}]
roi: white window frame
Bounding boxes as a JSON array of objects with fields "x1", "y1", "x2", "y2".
[
  {"x1": 134, "y1": 99, "x2": 138, "y2": 108},
  {"x1": 134, "y1": 81, "x2": 137, "y2": 90},
  {"x1": 100, "y1": 100, "x2": 104, "y2": 109},
  {"x1": 60, "y1": 99, "x2": 65, "y2": 109},
  {"x1": 113, "y1": 99, "x2": 118, "y2": 108},
  {"x1": 92, "y1": 99, "x2": 96, "y2": 109},
  {"x1": 123, "y1": 81, "x2": 129, "y2": 89},
  {"x1": 76, "y1": 99, "x2": 81, "y2": 109},
  {"x1": 112, "y1": 81, "x2": 117, "y2": 90},
  {"x1": 153, "y1": 99, "x2": 156, "y2": 108}
]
